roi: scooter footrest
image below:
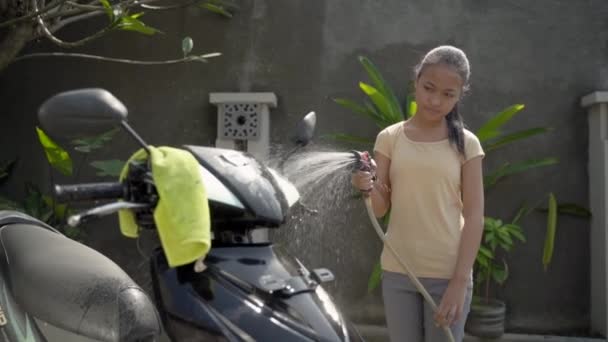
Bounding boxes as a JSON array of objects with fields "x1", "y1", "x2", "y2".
[{"x1": 311, "y1": 268, "x2": 334, "y2": 283}]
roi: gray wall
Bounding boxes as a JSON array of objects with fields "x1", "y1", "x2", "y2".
[{"x1": 1, "y1": 0, "x2": 607, "y2": 336}]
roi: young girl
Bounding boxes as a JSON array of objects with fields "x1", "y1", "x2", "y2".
[{"x1": 352, "y1": 45, "x2": 485, "y2": 341}]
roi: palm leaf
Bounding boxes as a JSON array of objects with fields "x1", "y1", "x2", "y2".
[
  {"x1": 363, "y1": 100, "x2": 394, "y2": 128},
  {"x1": 483, "y1": 127, "x2": 551, "y2": 152},
  {"x1": 512, "y1": 203, "x2": 533, "y2": 224},
  {"x1": 543, "y1": 193, "x2": 557, "y2": 271},
  {"x1": 323, "y1": 133, "x2": 373, "y2": 145},
  {"x1": 484, "y1": 157, "x2": 558, "y2": 188},
  {"x1": 536, "y1": 203, "x2": 592, "y2": 218},
  {"x1": 358, "y1": 56, "x2": 403, "y2": 121},
  {"x1": 476, "y1": 104, "x2": 525, "y2": 142},
  {"x1": 333, "y1": 98, "x2": 385, "y2": 127},
  {"x1": 359, "y1": 82, "x2": 399, "y2": 124}
]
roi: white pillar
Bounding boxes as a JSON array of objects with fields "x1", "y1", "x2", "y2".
[{"x1": 581, "y1": 91, "x2": 608, "y2": 337}]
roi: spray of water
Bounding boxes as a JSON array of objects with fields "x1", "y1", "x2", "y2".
[{"x1": 265, "y1": 147, "x2": 368, "y2": 297}]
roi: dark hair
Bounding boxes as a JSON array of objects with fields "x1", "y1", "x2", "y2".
[{"x1": 414, "y1": 45, "x2": 470, "y2": 156}]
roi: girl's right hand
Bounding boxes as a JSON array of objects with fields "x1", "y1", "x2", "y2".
[
  {"x1": 351, "y1": 170, "x2": 375, "y2": 193},
  {"x1": 351, "y1": 154, "x2": 377, "y2": 193}
]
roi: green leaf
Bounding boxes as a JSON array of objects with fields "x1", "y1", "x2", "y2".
[
  {"x1": 476, "y1": 104, "x2": 526, "y2": 142},
  {"x1": 484, "y1": 157, "x2": 558, "y2": 188},
  {"x1": 98, "y1": 0, "x2": 113, "y2": 20},
  {"x1": 36, "y1": 127, "x2": 73, "y2": 176},
  {"x1": 117, "y1": 14, "x2": 161, "y2": 35},
  {"x1": 323, "y1": 133, "x2": 373, "y2": 145},
  {"x1": 505, "y1": 224, "x2": 526, "y2": 242},
  {"x1": 490, "y1": 239, "x2": 498, "y2": 251},
  {"x1": 406, "y1": 95, "x2": 417, "y2": 118},
  {"x1": 475, "y1": 253, "x2": 490, "y2": 268},
  {"x1": 23, "y1": 182, "x2": 51, "y2": 221},
  {"x1": 90, "y1": 159, "x2": 125, "y2": 177},
  {"x1": 367, "y1": 261, "x2": 382, "y2": 293},
  {"x1": 497, "y1": 229, "x2": 513, "y2": 245},
  {"x1": 42, "y1": 195, "x2": 67, "y2": 221},
  {"x1": 483, "y1": 127, "x2": 551, "y2": 152},
  {"x1": 182, "y1": 36, "x2": 194, "y2": 57},
  {"x1": 543, "y1": 193, "x2": 557, "y2": 271},
  {"x1": 499, "y1": 242, "x2": 512, "y2": 252},
  {"x1": 512, "y1": 203, "x2": 533, "y2": 224},
  {"x1": 363, "y1": 100, "x2": 392, "y2": 128},
  {"x1": 0, "y1": 159, "x2": 17, "y2": 184},
  {"x1": 71, "y1": 128, "x2": 118, "y2": 153},
  {"x1": 0, "y1": 196, "x2": 22, "y2": 211},
  {"x1": 358, "y1": 56, "x2": 403, "y2": 121},
  {"x1": 478, "y1": 246, "x2": 494, "y2": 259},
  {"x1": 200, "y1": 3, "x2": 233, "y2": 18},
  {"x1": 484, "y1": 232, "x2": 494, "y2": 243},
  {"x1": 536, "y1": 203, "x2": 592, "y2": 218},
  {"x1": 491, "y1": 261, "x2": 509, "y2": 284},
  {"x1": 359, "y1": 82, "x2": 401, "y2": 125},
  {"x1": 333, "y1": 98, "x2": 384, "y2": 127}
]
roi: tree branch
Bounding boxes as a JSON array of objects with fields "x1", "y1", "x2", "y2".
[
  {"x1": 12, "y1": 51, "x2": 221, "y2": 64},
  {"x1": 139, "y1": 0, "x2": 198, "y2": 11},
  {"x1": 33, "y1": 0, "x2": 114, "y2": 48},
  {"x1": 0, "y1": 24, "x2": 34, "y2": 72},
  {"x1": 64, "y1": 1, "x2": 102, "y2": 11},
  {"x1": 46, "y1": 10, "x2": 103, "y2": 34},
  {"x1": 0, "y1": 0, "x2": 66, "y2": 28}
]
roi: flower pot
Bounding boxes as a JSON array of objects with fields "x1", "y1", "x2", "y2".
[{"x1": 465, "y1": 297, "x2": 506, "y2": 339}]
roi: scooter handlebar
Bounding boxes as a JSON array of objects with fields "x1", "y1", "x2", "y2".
[{"x1": 54, "y1": 182, "x2": 125, "y2": 202}]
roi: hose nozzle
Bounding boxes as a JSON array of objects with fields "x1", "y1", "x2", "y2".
[{"x1": 349, "y1": 150, "x2": 373, "y2": 172}]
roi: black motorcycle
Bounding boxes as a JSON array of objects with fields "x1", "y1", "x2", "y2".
[{"x1": 0, "y1": 88, "x2": 364, "y2": 342}]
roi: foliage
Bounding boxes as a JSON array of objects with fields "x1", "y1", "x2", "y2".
[
  {"x1": 334, "y1": 56, "x2": 590, "y2": 294},
  {"x1": 475, "y1": 216, "x2": 525, "y2": 302},
  {"x1": 0, "y1": 127, "x2": 123, "y2": 240},
  {"x1": 0, "y1": 0, "x2": 237, "y2": 71}
]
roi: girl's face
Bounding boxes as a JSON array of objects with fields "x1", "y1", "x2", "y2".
[{"x1": 414, "y1": 64, "x2": 464, "y2": 122}]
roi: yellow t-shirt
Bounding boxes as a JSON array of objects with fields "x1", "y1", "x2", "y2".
[{"x1": 374, "y1": 121, "x2": 485, "y2": 279}]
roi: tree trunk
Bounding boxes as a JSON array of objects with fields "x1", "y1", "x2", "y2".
[{"x1": 0, "y1": 23, "x2": 34, "y2": 73}]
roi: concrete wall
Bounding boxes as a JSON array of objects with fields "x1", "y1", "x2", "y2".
[{"x1": 1, "y1": 0, "x2": 607, "y2": 335}]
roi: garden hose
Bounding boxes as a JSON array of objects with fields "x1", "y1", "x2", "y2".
[{"x1": 362, "y1": 197, "x2": 456, "y2": 342}]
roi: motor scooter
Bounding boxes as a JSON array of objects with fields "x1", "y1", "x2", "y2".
[{"x1": 1, "y1": 88, "x2": 364, "y2": 342}]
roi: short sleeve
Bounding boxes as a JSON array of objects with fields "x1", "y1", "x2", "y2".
[
  {"x1": 373, "y1": 128, "x2": 392, "y2": 159},
  {"x1": 463, "y1": 130, "x2": 485, "y2": 163}
]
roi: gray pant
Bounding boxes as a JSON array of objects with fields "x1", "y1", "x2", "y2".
[{"x1": 381, "y1": 271, "x2": 473, "y2": 342}]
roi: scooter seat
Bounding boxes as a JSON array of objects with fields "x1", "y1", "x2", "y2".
[{"x1": 0, "y1": 211, "x2": 162, "y2": 342}]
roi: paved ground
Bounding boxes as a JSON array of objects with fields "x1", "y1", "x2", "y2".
[
  {"x1": 357, "y1": 324, "x2": 607, "y2": 342},
  {"x1": 37, "y1": 319, "x2": 171, "y2": 341},
  {"x1": 37, "y1": 319, "x2": 608, "y2": 342}
]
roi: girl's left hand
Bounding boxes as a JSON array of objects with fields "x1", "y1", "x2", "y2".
[{"x1": 434, "y1": 278, "x2": 468, "y2": 327}]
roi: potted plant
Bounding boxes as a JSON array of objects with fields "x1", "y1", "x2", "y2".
[{"x1": 464, "y1": 216, "x2": 526, "y2": 338}]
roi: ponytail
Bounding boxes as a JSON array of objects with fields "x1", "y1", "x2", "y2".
[{"x1": 446, "y1": 104, "x2": 465, "y2": 158}]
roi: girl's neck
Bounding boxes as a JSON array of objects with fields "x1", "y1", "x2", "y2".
[{"x1": 407, "y1": 115, "x2": 446, "y2": 130}]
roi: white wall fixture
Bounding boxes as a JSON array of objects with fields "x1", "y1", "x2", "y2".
[
  {"x1": 581, "y1": 91, "x2": 608, "y2": 338},
  {"x1": 209, "y1": 92, "x2": 278, "y2": 161}
]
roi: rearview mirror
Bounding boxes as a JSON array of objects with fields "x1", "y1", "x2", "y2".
[
  {"x1": 38, "y1": 88, "x2": 127, "y2": 142},
  {"x1": 293, "y1": 111, "x2": 316, "y2": 146}
]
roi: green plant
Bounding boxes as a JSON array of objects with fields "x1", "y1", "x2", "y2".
[
  {"x1": 0, "y1": 127, "x2": 123, "y2": 240},
  {"x1": 475, "y1": 216, "x2": 526, "y2": 302},
  {"x1": 333, "y1": 55, "x2": 589, "y2": 293},
  {"x1": 0, "y1": 0, "x2": 236, "y2": 72}
]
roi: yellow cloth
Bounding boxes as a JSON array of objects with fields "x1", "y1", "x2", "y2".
[
  {"x1": 374, "y1": 122, "x2": 484, "y2": 279},
  {"x1": 118, "y1": 146, "x2": 211, "y2": 268}
]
